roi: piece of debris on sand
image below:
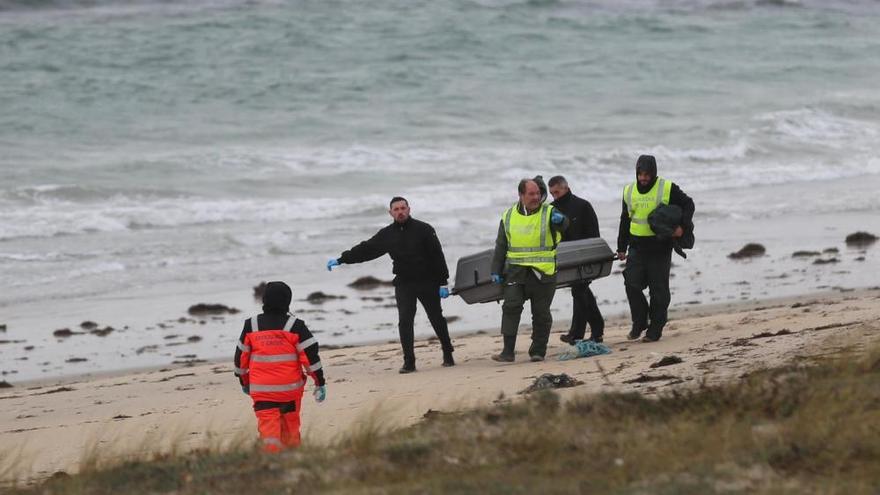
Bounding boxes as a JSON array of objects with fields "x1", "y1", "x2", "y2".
[
  {"x1": 347, "y1": 276, "x2": 395, "y2": 290},
  {"x1": 650, "y1": 356, "x2": 683, "y2": 368},
  {"x1": 187, "y1": 304, "x2": 240, "y2": 316},
  {"x1": 845, "y1": 231, "x2": 877, "y2": 248},
  {"x1": 520, "y1": 373, "x2": 583, "y2": 394},
  {"x1": 53, "y1": 328, "x2": 81, "y2": 338},
  {"x1": 0, "y1": 381, "x2": 12, "y2": 388},
  {"x1": 728, "y1": 243, "x2": 766, "y2": 259},
  {"x1": 306, "y1": 291, "x2": 347, "y2": 304},
  {"x1": 624, "y1": 374, "x2": 679, "y2": 384}
]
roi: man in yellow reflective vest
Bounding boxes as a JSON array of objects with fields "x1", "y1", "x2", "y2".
[
  {"x1": 617, "y1": 155, "x2": 694, "y2": 342},
  {"x1": 490, "y1": 177, "x2": 569, "y2": 362}
]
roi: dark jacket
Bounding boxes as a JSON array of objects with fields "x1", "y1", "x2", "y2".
[
  {"x1": 491, "y1": 202, "x2": 569, "y2": 283},
  {"x1": 550, "y1": 190, "x2": 600, "y2": 241},
  {"x1": 617, "y1": 182, "x2": 694, "y2": 254},
  {"x1": 338, "y1": 217, "x2": 449, "y2": 286}
]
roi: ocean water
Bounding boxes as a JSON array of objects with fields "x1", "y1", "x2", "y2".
[{"x1": 1, "y1": 0, "x2": 879, "y2": 381}]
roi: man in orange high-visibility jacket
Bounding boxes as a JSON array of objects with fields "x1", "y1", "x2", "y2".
[{"x1": 233, "y1": 281, "x2": 327, "y2": 452}]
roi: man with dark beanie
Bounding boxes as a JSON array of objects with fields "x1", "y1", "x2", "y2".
[
  {"x1": 233, "y1": 281, "x2": 326, "y2": 452},
  {"x1": 327, "y1": 197, "x2": 454, "y2": 373},
  {"x1": 617, "y1": 155, "x2": 694, "y2": 342},
  {"x1": 548, "y1": 175, "x2": 605, "y2": 344}
]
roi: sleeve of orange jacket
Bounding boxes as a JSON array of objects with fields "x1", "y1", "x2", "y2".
[
  {"x1": 233, "y1": 320, "x2": 252, "y2": 388},
  {"x1": 290, "y1": 318, "x2": 325, "y2": 387}
]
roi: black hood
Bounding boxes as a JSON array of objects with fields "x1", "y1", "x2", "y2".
[
  {"x1": 636, "y1": 154, "x2": 658, "y2": 194},
  {"x1": 533, "y1": 175, "x2": 548, "y2": 203},
  {"x1": 262, "y1": 281, "x2": 292, "y2": 314}
]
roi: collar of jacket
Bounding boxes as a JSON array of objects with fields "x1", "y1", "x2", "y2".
[
  {"x1": 517, "y1": 202, "x2": 544, "y2": 215},
  {"x1": 552, "y1": 190, "x2": 572, "y2": 207},
  {"x1": 394, "y1": 217, "x2": 413, "y2": 230}
]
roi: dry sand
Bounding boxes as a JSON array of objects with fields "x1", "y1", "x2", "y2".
[{"x1": 2, "y1": 288, "x2": 879, "y2": 485}]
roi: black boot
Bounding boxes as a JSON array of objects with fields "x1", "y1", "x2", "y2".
[
  {"x1": 491, "y1": 335, "x2": 516, "y2": 362},
  {"x1": 399, "y1": 358, "x2": 416, "y2": 374},
  {"x1": 442, "y1": 350, "x2": 455, "y2": 367}
]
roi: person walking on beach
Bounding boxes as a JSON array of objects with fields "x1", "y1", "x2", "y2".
[
  {"x1": 234, "y1": 281, "x2": 326, "y2": 452},
  {"x1": 548, "y1": 175, "x2": 606, "y2": 344},
  {"x1": 327, "y1": 197, "x2": 455, "y2": 373},
  {"x1": 617, "y1": 155, "x2": 694, "y2": 342},
  {"x1": 491, "y1": 177, "x2": 568, "y2": 362}
]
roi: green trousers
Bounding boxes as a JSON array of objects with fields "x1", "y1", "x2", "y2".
[{"x1": 500, "y1": 271, "x2": 556, "y2": 358}]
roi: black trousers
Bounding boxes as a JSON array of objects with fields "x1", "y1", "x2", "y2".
[
  {"x1": 566, "y1": 282, "x2": 604, "y2": 340},
  {"x1": 623, "y1": 246, "x2": 672, "y2": 340},
  {"x1": 395, "y1": 281, "x2": 453, "y2": 364}
]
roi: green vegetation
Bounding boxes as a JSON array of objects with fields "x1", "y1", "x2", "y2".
[{"x1": 8, "y1": 345, "x2": 880, "y2": 494}]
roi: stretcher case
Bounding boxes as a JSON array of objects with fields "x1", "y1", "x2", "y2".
[{"x1": 452, "y1": 238, "x2": 616, "y2": 304}]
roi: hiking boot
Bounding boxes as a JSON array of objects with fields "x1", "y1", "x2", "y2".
[
  {"x1": 627, "y1": 329, "x2": 643, "y2": 340},
  {"x1": 529, "y1": 354, "x2": 545, "y2": 362},
  {"x1": 491, "y1": 353, "x2": 514, "y2": 363},
  {"x1": 641, "y1": 335, "x2": 660, "y2": 343},
  {"x1": 588, "y1": 336, "x2": 604, "y2": 344},
  {"x1": 399, "y1": 363, "x2": 417, "y2": 374},
  {"x1": 442, "y1": 351, "x2": 455, "y2": 367},
  {"x1": 559, "y1": 334, "x2": 579, "y2": 345}
]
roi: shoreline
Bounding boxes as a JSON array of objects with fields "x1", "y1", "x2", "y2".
[
  {"x1": 6, "y1": 285, "x2": 875, "y2": 389},
  {"x1": 3, "y1": 287, "x2": 880, "y2": 484}
]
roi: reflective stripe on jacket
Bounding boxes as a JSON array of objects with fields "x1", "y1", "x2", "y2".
[
  {"x1": 623, "y1": 177, "x2": 672, "y2": 237},
  {"x1": 502, "y1": 203, "x2": 561, "y2": 276}
]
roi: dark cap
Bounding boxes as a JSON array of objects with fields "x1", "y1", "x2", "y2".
[{"x1": 262, "y1": 281, "x2": 292, "y2": 314}]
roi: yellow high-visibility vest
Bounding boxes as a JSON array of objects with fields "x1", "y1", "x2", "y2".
[
  {"x1": 502, "y1": 203, "x2": 561, "y2": 276},
  {"x1": 623, "y1": 177, "x2": 672, "y2": 237}
]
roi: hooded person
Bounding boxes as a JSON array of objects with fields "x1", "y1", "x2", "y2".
[
  {"x1": 233, "y1": 281, "x2": 327, "y2": 452},
  {"x1": 617, "y1": 155, "x2": 694, "y2": 343}
]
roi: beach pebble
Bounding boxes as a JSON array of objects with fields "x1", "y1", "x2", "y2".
[
  {"x1": 79, "y1": 321, "x2": 98, "y2": 330},
  {"x1": 187, "y1": 335, "x2": 202, "y2": 342},
  {"x1": 728, "y1": 243, "x2": 765, "y2": 259},
  {"x1": 187, "y1": 303, "x2": 240, "y2": 315},
  {"x1": 845, "y1": 231, "x2": 877, "y2": 247},
  {"x1": 792, "y1": 250, "x2": 820, "y2": 258},
  {"x1": 650, "y1": 356, "x2": 684, "y2": 368}
]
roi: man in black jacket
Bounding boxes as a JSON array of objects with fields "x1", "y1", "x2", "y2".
[
  {"x1": 327, "y1": 197, "x2": 454, "y2": 373},
  {"x1": 548, "y1": 175, "x2": 605, "y2": 344},
  {"x1": 617, "y1": 155, "x2": 695, "y2": 343}
]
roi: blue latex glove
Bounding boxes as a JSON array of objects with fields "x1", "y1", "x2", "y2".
[
  {"x1": 491, "y1": 273, "x2": 503, "y2": 285},
  {"x1": 439, "y1": 287, "x2": 450, "y2": 299},
  {"x1": 326, "y1": 259, "x2": 340, "y2": 271},
  {"x1": 241, "y1": 385, "x2": 249, "y2": 396},
  {"x1": 313, "y1": 385, "x2": 326, "y2": 403},
  {"x1": 550, "y1": 210, "x2": 565, "y2": 224}
]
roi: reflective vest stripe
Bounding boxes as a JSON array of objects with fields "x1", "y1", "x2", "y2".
[
  {"x1": 234, "y1": 366, "x2": 248, "y2": 375},
  {"x1": 630, "y1": 218, "x2": 649, "y2": 225},
  {"x1": 251, "y1": 316, "x2": 259, "y2": 332},
  {"x1": 249, "y1": 380, "x2": 305, "y2": 392},
  {"x1": 237, "y1": 341, "x2": 251, "y2": 352},
  {"x1": 251, "y1": 353, "x2": 299, "y2": 363},
  {"x1": 297, "y1": 337, "x2": 317, "y2": 352},
  {"x1": 283, "y1": 316, "x2": 296, "y2": 332},
  {"x1": 307, "y1": 361, "x2": 323, "y2": 372},
  {"x1": 263, "y1": 437, "x2": 283, "y2": 448},
  {"x1": 512, "y1": 256, "x2": 556, "y2": 264}
]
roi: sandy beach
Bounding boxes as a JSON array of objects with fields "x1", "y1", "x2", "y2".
[{"x1": 3, "y1": 287, "x2": 879, "y2": 485}]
